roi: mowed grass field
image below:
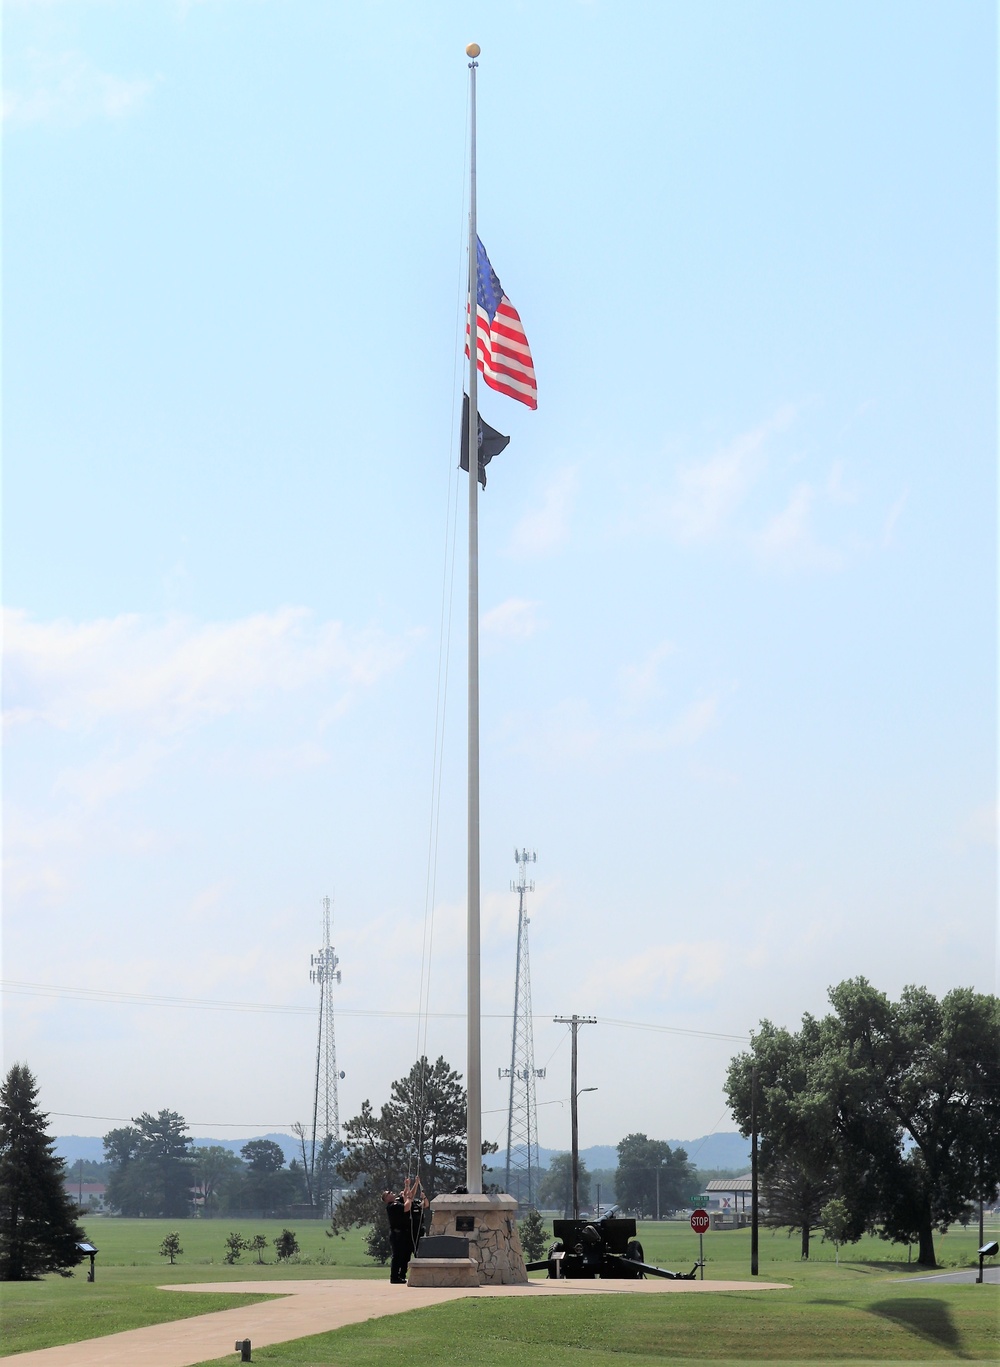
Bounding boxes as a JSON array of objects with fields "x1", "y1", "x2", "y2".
[{"x1": 2, "y1": 1216, "x2": 997, "y2": 1363}]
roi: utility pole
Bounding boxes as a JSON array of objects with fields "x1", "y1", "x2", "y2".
[
  {"x1": 554, "y1": 1014, "x2": 596, "y2": 1218},
  {"x1": 750, "y1": 1063, "x2": 759, "y2": 1276}
]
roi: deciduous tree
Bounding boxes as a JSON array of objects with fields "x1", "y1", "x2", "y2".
[
  {"x1": 726, "y1": 1019, "x2": 841, "y2": 1258},
  {"x1": 240, "y1": 1140, "x2": 294, "y2": 1215},
  {"x1": 193, "y1": 1146, "x2": 244, "y2": 1214},
  {"x1": 537, "y1": 1153, "x2": 590, "y2": 1217},
  {"x1": 241, "y1": 1140, "x2": 285, "y2": 1174},
  {"x1": 614, "y1": 1134, "x2": 696, "y2": 1219},
  {"x1": 727, "y1": 979, "x2": 1000, "y2": 1267}
]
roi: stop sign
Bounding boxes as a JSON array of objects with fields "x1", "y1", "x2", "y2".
[{"x1": 691, "y1": 1209, "x2": 710, "y2": 1234}]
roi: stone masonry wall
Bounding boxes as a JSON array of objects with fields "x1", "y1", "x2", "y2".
[{"x1": 426, "y1": 1192, "x2": 528, "y2": 1286}]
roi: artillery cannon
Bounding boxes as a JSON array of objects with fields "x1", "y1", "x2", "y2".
[{"x1": 524, "y1": 1213, "x2": 699, "y2": 1280}]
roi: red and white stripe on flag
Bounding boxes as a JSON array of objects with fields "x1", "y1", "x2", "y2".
[{"x1": 465, "y1": 299, "x2": 538, "y2": 410}]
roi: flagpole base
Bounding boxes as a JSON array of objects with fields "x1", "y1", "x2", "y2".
[{"x1": 413, "y1": 1193, "x2": 528, "y2": 1286}]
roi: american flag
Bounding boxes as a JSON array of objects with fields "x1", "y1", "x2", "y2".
[{"x1": 465, "y1": 238, "x2": 537, "y2": 410}]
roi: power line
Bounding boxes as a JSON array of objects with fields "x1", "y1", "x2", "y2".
[
  {"x1": 2, "y1": 979, "x2": 749, "y2": 1041},
  {"x1": 48, "y1": 1112, "x2": 299, "y2": 1128}
]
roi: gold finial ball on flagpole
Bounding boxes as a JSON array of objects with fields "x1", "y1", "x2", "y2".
[{"x1": 466, "y1": 42, "x2": 481, "y2": 58}]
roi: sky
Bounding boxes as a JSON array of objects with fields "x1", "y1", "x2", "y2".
[{"x1": 2, "y1": 1, "x2": 996, "y2": 1163}]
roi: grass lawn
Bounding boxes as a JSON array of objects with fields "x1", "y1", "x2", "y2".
[
  {"x1": 0, "y1": 1217, "x2": 376, "y2": 1355},
  {"x1": 187, "y1": 1278, "x2": 999, "y2": 1367},
  {"x1": 1, "y1": 1216, "x2": 997, "y2": 1362}
]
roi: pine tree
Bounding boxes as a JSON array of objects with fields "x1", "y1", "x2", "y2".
[
  {"x1": 330, "y1": 1055, "x2": 496, "y2": 1248},
  {"x1": 0, "y1": 1064, "x2": 86, "y2": 1280}
]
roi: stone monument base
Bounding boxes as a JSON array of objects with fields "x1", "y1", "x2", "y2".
[
  {"x1": 407, "y1": 1256, "x2": 479, "y2": 1288},
  {"x1": 415, "y1": 1192, "x2": 527, "y2": 1286}
]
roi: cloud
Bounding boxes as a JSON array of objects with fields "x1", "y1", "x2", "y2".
[
  {"x1": 3, "y1": 50, "x2": 157, "y2": 126},
  {"x1": 751, "y1": 482, "x2": 842, "y2": 570},
  {"x1": 618, "y1": 641, "x2": 674, "y2": 708},
  {"x1": 481, "y1": 598, "x2": 544, "y2": 642},
  {"x1": 3, "y1": 606, "x2": 413, "y2": 735},
  {"x1": 578, "y1": 940, "x2": 730, "y2": 1004},
  {"x1": 507, "y1": 687, "x2": 726, "y2": 767},
  {"x1": 623, "y1": 406, "x2": 853, "y2": 572},
  {"x1": 617, "y1": 690, "x2": 727, "y2": 754},
  {"x1": 661, "y1": 692, "x2": 722, "y2": 747},
  {"x1": 507, "y1": 468, "x2": 578, "y2": 558},
  {"x1": 53, "y1": 740, "x2": 174, "y2": 809},
  {"x1": 660, "y1": 406, "x2": 796, "y2": 544},
  {"x1": 881, "y1": 489, "x2": 909, "y2": 548}
]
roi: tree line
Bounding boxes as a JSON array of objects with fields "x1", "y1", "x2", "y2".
[
  {"x1": 102, "y1": 1113, "x2": 335, "y2": 1218},
  {"x1": 725, "y1": 978, "x2": 1000, "y2": 1267}
]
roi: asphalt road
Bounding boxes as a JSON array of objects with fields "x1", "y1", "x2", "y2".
[{"x1": 894, "y1": 1265, "x2": 999, "y2": 1285}]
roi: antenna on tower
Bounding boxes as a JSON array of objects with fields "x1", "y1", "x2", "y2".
[
  {"x1": 308, "y1": 895, "x2": 341, "y2": 1216},
  {"x1": 499, "y1": 848, "x2": 545, "y2": 1208}
]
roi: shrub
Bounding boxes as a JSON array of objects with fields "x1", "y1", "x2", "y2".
[
  {"x1": 518, "y1": 1208, "x2": 548, "y2": 1262},
  {"x1": 274, "y1": 1228, "x2": 300, "y2": 1261},
  {"x1": 364, "y1": 1222, "x2": 391, "y2": 1265},
  {"x1": 223, "y1": 1232, "x2": 247, "y2": 1264}
]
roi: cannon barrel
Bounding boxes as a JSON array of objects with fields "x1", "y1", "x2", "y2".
[{"x1": 604, "y1": 1253, "x2": 699, "y2": 1280}]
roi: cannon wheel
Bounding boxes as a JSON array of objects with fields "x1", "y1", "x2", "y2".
[{"x1": 626, "y1": 1239, "x2": 645, "y2": 1263}]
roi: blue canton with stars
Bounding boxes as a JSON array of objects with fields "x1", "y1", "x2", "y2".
[{"x1": 476, "y1": 238, "x2": 503, "y2": 322}]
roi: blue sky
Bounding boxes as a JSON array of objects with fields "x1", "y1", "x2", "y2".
[{"x1": 3, "y1": 0, "x2": 996, "y2": 1156}]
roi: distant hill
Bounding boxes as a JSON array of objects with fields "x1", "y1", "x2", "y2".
[{"x1": 668, "y1": 1133, "x2": 751, "y2": 1171}]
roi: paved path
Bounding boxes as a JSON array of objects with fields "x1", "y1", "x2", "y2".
[
  {"x1": 11, "y1": 1275, "x2": 791, "y2": 1367},
  {"x1": 893, "y1": 1266, "x2": 999, "y2": 1286}
]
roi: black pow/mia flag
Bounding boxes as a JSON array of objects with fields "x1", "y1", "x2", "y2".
[{"x1": 459, "y1": 393, "x2": 510, "y2": 489}]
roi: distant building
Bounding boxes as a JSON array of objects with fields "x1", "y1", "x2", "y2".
[
  {"x1": 63, "y1": 1182, "x2": 107, "y2": 1212},
  {"x1": 704, "y1": 1177, "x2": 754, "y2": 1229}
]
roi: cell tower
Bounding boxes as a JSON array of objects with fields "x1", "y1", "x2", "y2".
[
  {"x1": 499, "y1": 848, "x2": 546, "y2": 1207},
  {"x1": 308, "y1": 895, "x2": 341, "y2": 1212}
]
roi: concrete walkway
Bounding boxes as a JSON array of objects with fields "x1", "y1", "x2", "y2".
[{"x1": 11, "y1": 1275, "x2": 791, "y2": 1367}]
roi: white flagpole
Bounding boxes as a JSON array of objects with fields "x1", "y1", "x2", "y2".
[{"x1": 465, "y1": 41, "x2": 483, "y2": 1194}]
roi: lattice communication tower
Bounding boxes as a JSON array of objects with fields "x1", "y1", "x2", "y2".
[
  {"x1": 499, "y1": 848, "x2": 546, "y2": 1207},
  {"x1": 309, "y1": 895, "x2": 341, "y2": 1210}
]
